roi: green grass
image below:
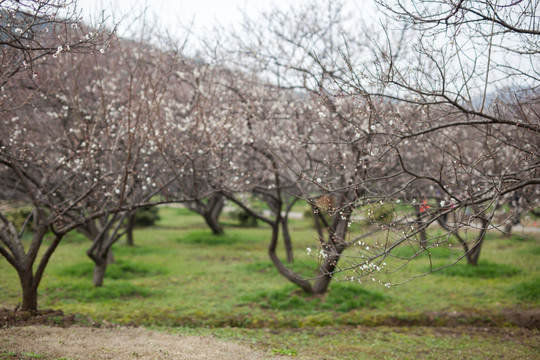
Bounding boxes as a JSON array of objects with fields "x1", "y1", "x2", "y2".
[
  {"x1": 57, "y1": 259, "x2": 166, "y2": 280},
  {"x1": 509, "y1": 279, "x2": 540, "y2": 302},
  {"x1": 434, "y1": 261, "x2": 522, "y2": 278},
  {"x1": 530, "y1": 246, "x2": 540, "y2": 255},
  {"x1": 241, "y1": 283, "x2": 386, "y2": 314},
  {"x1": 239, "y1": 260, "x2": 275, "y2": 273},
  {"x1": 0, "y1": 351, "x2": 17, "y2": 358},
  {"x1": 272, "y1": 347, "x2": 298, "y2": 356},
  {"x1": 176, "y1": 229, "x2": 262, "y2": 246},
  {"x1": 1, "y1": 206, "x2": 539, "y2": 359},
  {"x1": 21, "y1": 352, "x2": 44, "y2": 359},
  {"x1": 61, "y1": 231, "x2": 88, "y2": 244},
  {"x1": 44, "y1": 281, "x2": 154, "y2": 303}
]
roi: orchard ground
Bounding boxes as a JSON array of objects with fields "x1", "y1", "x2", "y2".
[{"x1": 1, "y1": 206, "x2": 539, "y2": 359}]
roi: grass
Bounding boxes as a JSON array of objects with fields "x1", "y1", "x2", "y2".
[
  {"x1": 433, "y1": 261, "x2": 522, "y2": 278},
  {"x1": 44, "y1": 281, "x2": 154, "y2": 303},
  {"x1": 272, "y1": 347, "x2": 298, "y2": 356},
  {"x1": 509, "y1": 279, "x2": 540, "y2": 302},
  {"x1": 1, "y1": 205, "x2": 539, "y2": 359},
  {"x1": 240, "y1": 283, "x2": 387, "y2": 314},
  {"x1": 176, "y1": 229, "x2": 263, "y2": 246},
  {"x1": 0, "y1": 351, "x2": 17, "y2": 359},
  {"x1": 57, "y1": 259, "x2": 166, "y2": 279},
  {"x1": 531, "y1": 246, "x2": 540, "y2": 255}
]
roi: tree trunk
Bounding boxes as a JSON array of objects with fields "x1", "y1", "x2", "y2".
[
  {"x1": 503, "y1": 222, "x2": 513, "y2": 236},
  {"x1": 14, "y1": 231, "x2": 63, "y2": 312},
  {"x1": 281, "y1": 217, "x2": 294, "y2": 263},
  {"x1": 18, "y1": 269, "x2": 38, "y2": 312},
  {"x1": 90, "y1": 248, "x2": 114, "y2": 287},
  {"x1": 312, "y1": 216, "x2": 349, "y2": 294},
  {"x1": 503, "y1": 213, "x2": 520, "y2": 236},
  {"x1": 84, "y1": 213, "x2": 127, "y2": 287},
  {"x1": 203, "y1": 212, "x2": 224, "y2": 235},
  {"x1": 466, "y1": 241, "x2": 483, "y2": 266},
  {"x1": 466, "y1": 218, "x2": 488, "y2": 266},
  {"x1": 125, "y1": 212, "x2": 136, "y2": 246},
  {"x1": 268, "y1": 222, "x2": 313, "y2": 293},
  {"x1": 92, "y1": 260, "x2": 107, "y2": 287},
  {"x1": 197, "y1": 194, "x2": 225, "y2": 235},
  {"x1": 416, "y1": 208, "x2": 428, "y2": 248},
  {"x1": 312, "y1": 255, "x2": 337, "y2": 294}
]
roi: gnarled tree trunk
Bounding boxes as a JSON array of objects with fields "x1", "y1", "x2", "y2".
[
  {"x1": 415, "y1": 207, "x2": 428, "y2": 248},
  {"x1": 202, "y1": 194, "x2": 225, "y2": 235},
  {"x1": 312, "y1": 215, "x2": 350, "y2": 294},
  {"x1": 125, "y1": 211, "x2": 136, "y2": 246},
  {"x1": 84, "y1": 213, "x2": 127, "y2": 287},
  {"x1": 268, "y1": 191, "x2": 356, "y2": 295},
  {"x1": 5, "y1": 223, "x2": 63, "y2": 312},
  {"x1": 465, "y1": 218, "x2": 489, "y2": 266},
  {"x1": 18, "y1": 268, "x2": 38, "y2": 312},
  {"x1": 188, "y1": 194, "x2": 225, "y2": 235},
  {"x1": 280, "y1": 217, "x2": 294, "y2": 263},
  {"x1": 90, "y1": 248, "x2": 115, "y2": 287}
]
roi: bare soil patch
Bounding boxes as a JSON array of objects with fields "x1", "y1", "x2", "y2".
[
  {"x1": 0, "y1": 326, "x2": 288, "y2": 360},
  {"x1": 0, "y1": 309, "x2": 80, "y2": 328}
]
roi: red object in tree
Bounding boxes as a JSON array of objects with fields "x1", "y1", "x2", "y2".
[{"x1": 420, "y1": 200, "x2": 430, "y2": 213}]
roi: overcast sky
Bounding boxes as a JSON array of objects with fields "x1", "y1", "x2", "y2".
[{"x1": 74, "y1": 0, "x2": 299, "y2": 36}]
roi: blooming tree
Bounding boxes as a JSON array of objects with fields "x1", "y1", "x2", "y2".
[
  {"x1": 0, "y1": 0, "x2": 115, "y2": 310},
  {"x1": 216, "y1": 0, "x2": 540, "y2": 291},
  {"x1": 0, "y1": 0, "x2": 110, "y2": 86},
  {"x1": 0, "y1": 1, "x2": 216, "y2": 304}
]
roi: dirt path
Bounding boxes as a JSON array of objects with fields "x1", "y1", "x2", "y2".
[
  {"x1": 2, "y1": 324, "x2": 539, "y2": 360},
  {"x1": 0, "y1": 326, "x2": 288, "y2": 360}
]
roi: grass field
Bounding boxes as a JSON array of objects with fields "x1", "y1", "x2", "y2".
[{"x1": 1, "y1": 206, "x2": 539, "y2": 359}]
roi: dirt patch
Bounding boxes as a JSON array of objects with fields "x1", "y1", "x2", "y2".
[
  {"x1": 0, "y1": 308, "x2": 82, "y2": 328},
  {"x1": 0, "y1": 326, "x2": 288, "y2": 360},
  {"x1": 0, "y1": 309, "x2": 289, "y2": 359},
  {"x1": 501, "y1": 309, "x2": 540, "y2": 329}
]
